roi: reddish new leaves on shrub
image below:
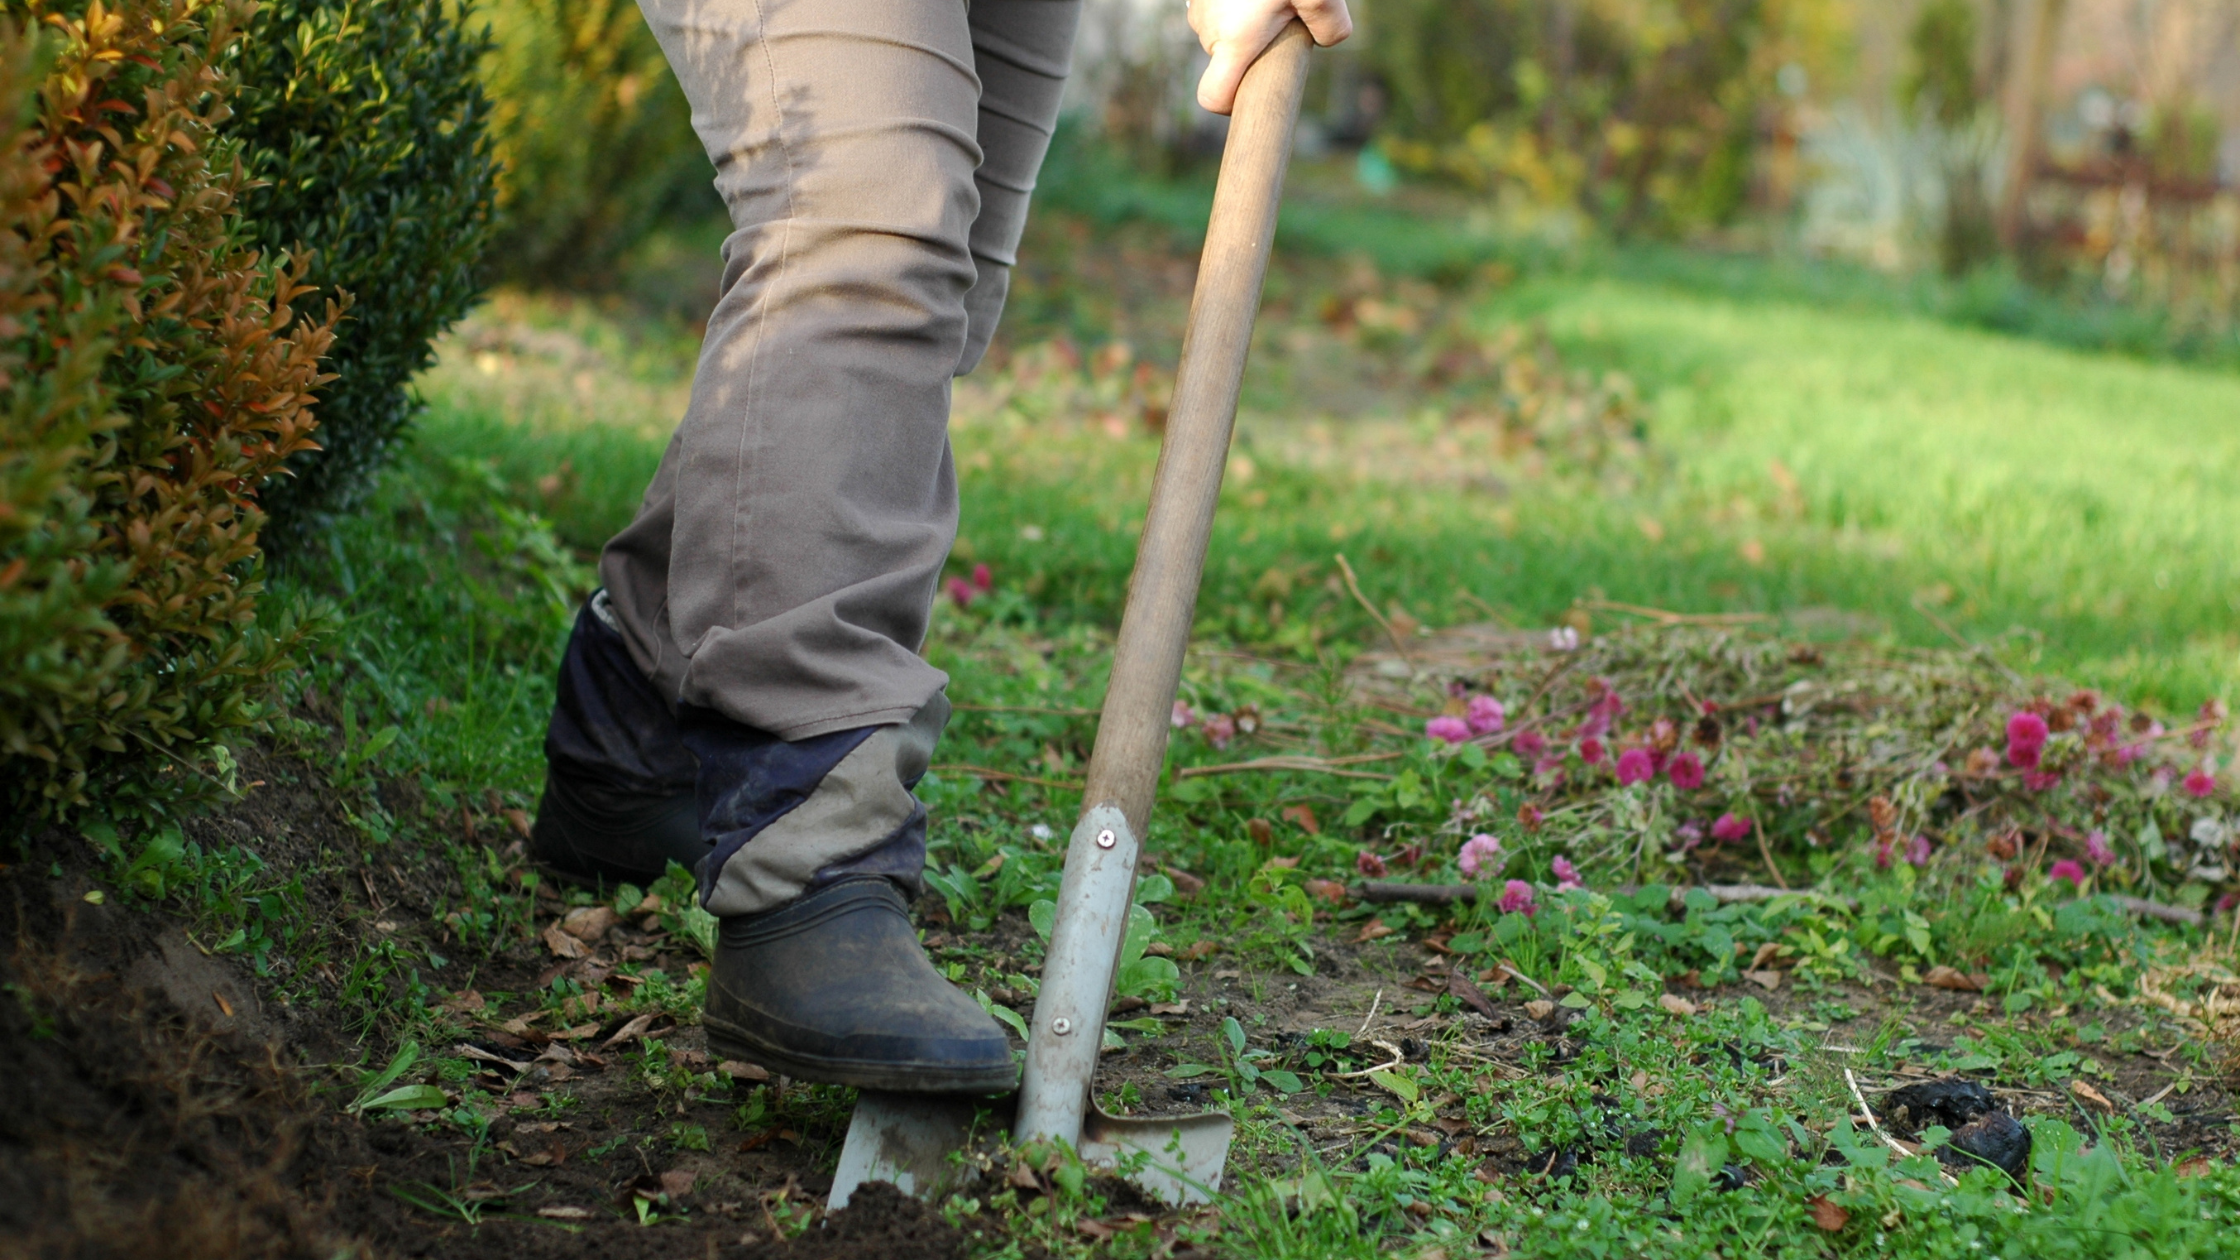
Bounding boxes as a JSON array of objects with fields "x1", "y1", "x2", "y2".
[{"x1": 0, "y1": 1, "x2": 339, "y2": 812}]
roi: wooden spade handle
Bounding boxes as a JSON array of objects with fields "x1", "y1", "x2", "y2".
[
  {"x1": 1080, "y1": 20, "x2": 1312, "y2": 839},
  {"x1": 1016, "y1": 22, "x2": 1311, "y2": 1149}
]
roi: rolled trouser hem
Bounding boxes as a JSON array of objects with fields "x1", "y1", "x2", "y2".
[{"x1": 689, "y1": 695, "x2": 948, "y2": 917}]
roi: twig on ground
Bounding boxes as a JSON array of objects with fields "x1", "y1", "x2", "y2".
[
  {"x1": 1495, "y1": 959, "x2": 1551, "y2": 997},
  {"x1": 1580, "y1": 598, "x2": 1770, "y2": 627},
  {"x1": 1177, "y1": 752, "x2": 1401, "y2": 781},
  {"x1": 1845, "y1": 1069, "x2": 1957, "y2": 1185},
  {"x1": 929, "y1": 763, "x2": 1082, "y2": 790},
  {"x1": 1755, "y1": 827, "x2": 1791, "y2": 890},
  {"x1": 2106, "y1": 895, "x2": 2203, "y2": 927},
  {"x1": 1330, "y1": 1039, "x2": 1407, "y2": 1079},
  {"x1": 1354, "y1": 989, "x2": 1383, "y2": 1040},
  {"x1": 1335, "y1": 552, "x2": 1416, "y2": 672}
]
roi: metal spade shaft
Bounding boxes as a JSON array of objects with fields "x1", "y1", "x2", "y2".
[{"x1": 1013, "y1": 22, "x2": 1313, "y2": 1151}]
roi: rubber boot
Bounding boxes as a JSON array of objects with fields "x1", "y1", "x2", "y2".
[{"x1": 704, "y1": 876, "x2": 1017, "y2": 1093}]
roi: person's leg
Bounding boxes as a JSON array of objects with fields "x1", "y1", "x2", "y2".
[{"x1": 545, "y1": 0, "x2": 1080, "y2": 1091}]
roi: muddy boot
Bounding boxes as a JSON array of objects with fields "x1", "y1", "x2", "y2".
[
  {"x1": 703, "y1": 876, "x2": 1017, "y2": 1093},
  {"x1": 531, "y1": 591, "x2": 706, "y2": 888}
]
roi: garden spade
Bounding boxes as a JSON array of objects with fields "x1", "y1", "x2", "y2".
[{"x1": 827, "y1": 22, "x2": 1315, "y2": 1211}]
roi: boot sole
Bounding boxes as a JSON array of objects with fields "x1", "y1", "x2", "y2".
[{"x1": 704, "y1": 1013, "x2": 1019, "y2": 1095}]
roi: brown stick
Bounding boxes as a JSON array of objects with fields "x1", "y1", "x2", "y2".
[
  {"x1": 1176, "y1": 751, "x2": 1401, "y2": 780},
  {"x1": 1335, "y1": 552, "x2": 1416, "y2": 671},
  {"x1": 1069, "y1": 23, "x2": 1314, "y2": 844},
  {"x1": 1354, "y1": 880, "x2": 1861, "y2": 912},
  {"x1": 2106, "y1": 895, "x2": 2203, "y2": 927}
]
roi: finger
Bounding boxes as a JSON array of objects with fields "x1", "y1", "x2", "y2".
[
  {"x1": 1196, "y1": 43, "x2": 1249, "y2": 115},
  {"x1": 1295, "y1": 0, "x2": 1354, "y2": 45}
]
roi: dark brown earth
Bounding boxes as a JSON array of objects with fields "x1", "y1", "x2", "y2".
[
  {"x1": 5, "y1": 738, "x2": 2230, "y2": 1257},
  {"x1": 0, "y1": 742, "x2": 990, "y2": 1260}
]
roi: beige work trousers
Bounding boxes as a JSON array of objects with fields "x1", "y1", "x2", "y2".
[{"x1": 601, "y1": 0, "x2": 1080, "y2": 740}]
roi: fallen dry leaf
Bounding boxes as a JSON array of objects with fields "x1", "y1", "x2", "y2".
[
  {"x1": 503, "y1": 809, "x2": 534, "y2": 840},
  {"x1": 560, "y1": 905, "x2": 618, "y2": 943},
  {"x1": 1923, "y1": 965, "x2": 1985, "y2": 992},
  {"x1": 540, "y1": 923, "x2": 590, "y2": 960},
  {"x1": 1523, "y1": 999, "x2": 1556, "y2": 1021},
  {"x1": 602, "y1": 1012, "x2": 659, "y2": 1049},
  {"x1": 1352, "y1": 920, "x2": 1395, "y2": 944},
  {"x1": 1162, "y1": 866, "x2": 1207, "y2": 896},
  {"x1": 1744, "y1": 969, "x2": 1783, "y2": 991},
  {"x1": 1280, "y1": 804, "x2": 1321, "y2": 835},
  {"x1": 658, "y1": 1169, "x2": 696, "y2": 1199},
  {"x1": 1658, "y1": 993, "x2": 1698, "y2": 1017},
  {"x1": 1303, "y1": 878, "x2": 1350, "y2": 904},
  {"x1": 1179, "y1": 940, "x2": 1218, "y2": 962},
  {"x1": 1446, "y1": 972, "x2": 1498, "y2": 1018},
  {"x1": 719, "y1": 1060, "x2": 771, "y2": 1082},
  {"x1": 537, "y1": 1206, "x2": 591, "y2": 1221},
  {"x1": 1749, "y1": 942, "x2": 1787, "y2": 971},
  {"x1": 1807, "y1": 1195, "x2": 1850, "y2": 1231},
  {"x1": 1150, "y1": 1000, "x2": 1191, "y2": 1016},
  {"x1": 2069, "y1": 1079, "x2": 2115, "y2": 1112}
]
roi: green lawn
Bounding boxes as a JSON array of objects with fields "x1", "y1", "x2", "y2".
[{"x1": 236, "y1": 203, "x2": 2240, "y2": 1260}]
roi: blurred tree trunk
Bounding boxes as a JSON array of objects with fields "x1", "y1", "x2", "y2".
[{"x1": 1996, "y1": 0, "x2": 2067, "y2": 249}]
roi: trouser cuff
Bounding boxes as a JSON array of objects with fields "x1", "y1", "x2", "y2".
[{"x1": 684, "y1": 693, "x2": 949, "y2": 916}]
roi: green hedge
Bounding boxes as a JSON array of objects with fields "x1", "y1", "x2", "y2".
[
  {"x1": 0, "y1": 0, "x2": 336, "y2": 820},
  {"x1": 226, "y1": 0, "x2": 500, "y2": 545}
]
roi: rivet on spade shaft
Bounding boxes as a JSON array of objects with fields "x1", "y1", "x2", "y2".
[
  {"x1": 1096, "y1": 829, "x2": 1116, "y2": 849},
  {"x1": 1051, "y1": 1017, "x2": 1073, "y2": 1035}
]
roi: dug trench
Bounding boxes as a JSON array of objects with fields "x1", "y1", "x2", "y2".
[{"x1": 5, "y1": 737, "x2": 2232, "y2": 1257}]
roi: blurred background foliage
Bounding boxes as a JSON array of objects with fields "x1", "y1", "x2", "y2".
[{"x1": 473, "y1": 0, "x2": 716, "y2": 288}]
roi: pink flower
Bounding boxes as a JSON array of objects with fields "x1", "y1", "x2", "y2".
[
  {"x1": 2022, "y1": 770, "x2": 2062, "y2": 792},
  {"x1": 1458, "y1": 833, "x2": 1505, "y2": 879},
  {"x1": 2006, "y1": 711, "x2": 2050, "y2": 769},
  {"x1": 1512, "y1": 730, "x2": 1548, "y2": 759},
  {"x1": 1874, "y1": 835, "x2": 1895, "y2": 869},
  {"x1": 1171, "y1": 700, "x2": 1196, "y2": 729},
  {"x1": 2184, "y1": 767, "x2": 2216, "y2": 798},
  {"x1": 1676, "y1": 821, "x2": 1704, "y2": 850},
  {"x1": 1517, "y1": 802, "x2": 1544, "y2": 833},
  {"x1": 971, "y1": 562, "x2": 993, "y2": 594},
  {"x1": 1578, "y1": 737, "x2": 1606, "y2": 766},
  {"x1": 1904, "y1": 835, "x2": 1931, "y2": 867},
  {"x1": 2219, "y1": 893, "x2": 2240, "y2": 915},
  {"x1": 2084, "y1": 830, "x2": 2115, "y2": 867},
  {"x1": 2048, "y1": 859, "x2": 2087, "y2": 888},
  {"x1": 1465, "y1": 695, "x2": 1506, "y2": 736},
  {"x1": 1497, "y1": 879, "x2": 1538, "y2": 917},
  {"x1": 1666, "y1": 752, "x2": 1705, "y2": 790},
  {"x1": 1202, "y1": 713, "x2": 1236, "y2": 749},
  {"x1": 945, "y1": 576, "x2": 978, "y2": 607},
  {"x1": 1552, "y1": 856, "x2": 1583, "y2": 891},
  {"x1": 1426, "y1": 715, "x2": 1471, "y2": 745},
  {"x1": 1616, "y1": 748, "x2": 1654, "y2": 785},
  {"x1": 1711, "y1": 813, "x2": 1752, "y2": 843},
  {"x1": 1356, "y1": 850, "x2": 1388, "y2": 878}
]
